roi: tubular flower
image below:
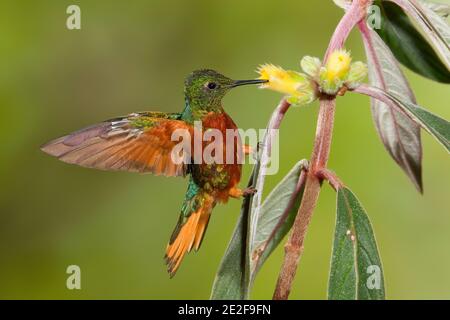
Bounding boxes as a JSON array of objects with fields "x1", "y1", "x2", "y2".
[{"x1": 257, "y1": 64, "x2": 316, "y2": 106}]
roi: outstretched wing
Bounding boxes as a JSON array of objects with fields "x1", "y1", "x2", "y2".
[{"x1": 41, "y1": 112, "x2": 193, "y2": 177}]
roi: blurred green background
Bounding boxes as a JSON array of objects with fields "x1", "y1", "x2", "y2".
[{"x1": 1, "y1": 0, "x2": 449, "y2": 299}]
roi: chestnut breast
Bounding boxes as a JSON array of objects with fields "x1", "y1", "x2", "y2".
[{"x1": 190, "y1": 111, "x2": 242, "y2": 194}]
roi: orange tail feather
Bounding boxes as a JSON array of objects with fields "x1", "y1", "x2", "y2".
[{"x1": 165, "y1": 197, "x2": 213, "y2": 277}]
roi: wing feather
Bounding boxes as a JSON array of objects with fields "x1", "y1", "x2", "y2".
[{"x1": 41, "y1": 113, "x2": 193, "y2": 177}]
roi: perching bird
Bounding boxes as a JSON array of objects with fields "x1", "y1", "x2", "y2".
[{"x1": 41, "y1": 69, "x2": 266, "y2": 276}]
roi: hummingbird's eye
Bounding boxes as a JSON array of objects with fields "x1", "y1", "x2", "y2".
[{"x1": 206, "y1": 82, "x2": 217, "y2": 90}]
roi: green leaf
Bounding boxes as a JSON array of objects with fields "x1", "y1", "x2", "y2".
[
  {"x1": 360, "y1": 23, "x2": 423, "y2": 192},
  {"x1": 390, "y1": 94, "x2": 450, "y2": 151},
  {"x1": 209, "y1": 203, "x2": 248, "y2": 300},
  {"x1": 328, "y1": 187, "x2": 385, "y2": 300},
  {"x1": 210, "y1": 171, "x2": 254, "y2": 300},
  {"x1": 419, "y1": 0, "x2": 450, "y2": 18},
  {"x1": 375, "y1": 0, "x2": 450, "y2": 83},
  {"x1": 210, "y1": 161, "x2": 307, "y2": 299},
  {"x1": 251, "y1": 160, "x2": 308, "y2": 279},
  {"x1": 409, "y1": 0, "x2": 450, "y2": 59},
  {"x1": 355, "y1": 85, "x2": 450, "y2": 153}
]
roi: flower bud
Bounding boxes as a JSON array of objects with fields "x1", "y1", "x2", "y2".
[
  {"x1": 346, "y1": 61, "x2": 368, "y2": 89},
  {"x1": 324, "y1": 49, "x2": 352, "y2": 83},
  {"x1": 301, "y1": 56, "x2": 322, "y2": 78}
]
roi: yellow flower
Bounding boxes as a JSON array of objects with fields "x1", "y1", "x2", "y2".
[
  {"x1": 257, "y1": 64, "x2": 315, "y2": 105},
  {"x1": 323, "y1": 49, "x2": 352, "y2": 82}
]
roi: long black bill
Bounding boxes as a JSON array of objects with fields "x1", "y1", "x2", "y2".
[{"x1": 231, "y1": 79, "x2": 268, "y2": 87}]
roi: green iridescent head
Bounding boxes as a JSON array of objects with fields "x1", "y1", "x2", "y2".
[{"x1": 184, "y1": 69, "x2": 266, "y2": 111}]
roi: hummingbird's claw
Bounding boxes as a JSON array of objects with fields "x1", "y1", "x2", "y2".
[{"x1": 243, "y1": 187, "x2": 257, "y2": 197}]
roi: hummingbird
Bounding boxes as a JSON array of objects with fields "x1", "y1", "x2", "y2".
[{"x1": 41, "y1": 69, "x2": 267, "y2": 277}]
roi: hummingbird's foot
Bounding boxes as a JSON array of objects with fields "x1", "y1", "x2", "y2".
[
  {"x1": 242, "y1": 187, "x2": 257, "y2": 197},
  {"x1": 228, "y1": 187, "x2": 243, "y2": 198},
  {"x1": 229, "y1": 187, "x2": 257, "y2": 199}
]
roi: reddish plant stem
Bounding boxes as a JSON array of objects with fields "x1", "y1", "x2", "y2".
[
  {"x1": 316, "y1": 168, "x2": 345, "y2": 191},
  {"x1": 354, "y1": 84, "x2": 417, "y2": 123},
  {"x1": 324, "y1": 0, "x2": 371, "y2": 61},
  {"x1": 309, "y1": 98, "x2": 337, "y2": 172},
  {"x1": 273, "y1": 97, "x2": 336, "y2": 300},
  {"x1": 273, "y1": 0, "x2": 371, "y2": 300}
]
